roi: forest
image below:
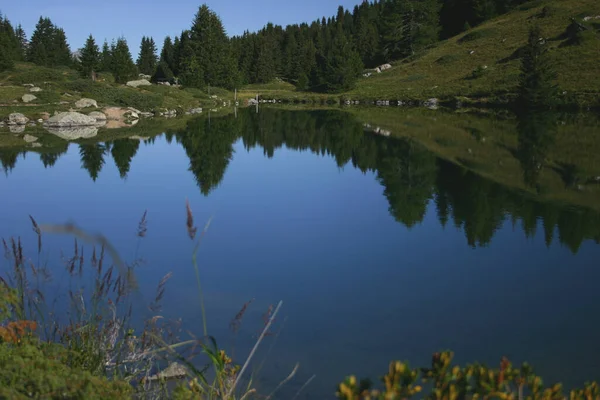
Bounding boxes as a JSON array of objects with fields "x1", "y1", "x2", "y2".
[{"x1": 1, "y1": 0, "x2": 534, "y2": 93}]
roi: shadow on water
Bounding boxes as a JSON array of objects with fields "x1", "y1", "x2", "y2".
[{"x1": 2, "y1": 107, "x2": 600, "y2": 253}]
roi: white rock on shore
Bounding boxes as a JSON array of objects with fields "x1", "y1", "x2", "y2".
[
  {"x1": 45, "y1": 126, "x2": 99, "y2": 140},
  {"x1": 7, "y1": 113, "x2": 29, "y2": 125},
  {"x1": 75, "y1": 98, "x2": 98, "y2": 108},
  {"x1": 126, "y1": 79, "x2": 151, "y2": 88},
  {"x1": 44, "y1": 112, "x2": 98, "y2": 127}
]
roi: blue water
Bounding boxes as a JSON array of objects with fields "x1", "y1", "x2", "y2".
[{"x1": 1, "y1": 108, "x2": 599, "y2": 398}]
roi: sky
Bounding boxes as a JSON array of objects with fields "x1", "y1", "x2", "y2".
[{"x1": 2, "y1": 0, "x2": 363, "y2": 57}]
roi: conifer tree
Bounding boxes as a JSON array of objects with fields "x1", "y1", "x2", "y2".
[
  {"x1": 160, "y1": 36, "x2": 176, "y2": 72},
  {"x1": 79, "y1": 34, "x2": 100, "y2": 79},
  {"x1": 111, "y1": 37, "x2": 137, "y2": 84},
  {"x1": 517, "y1": 25, "x2": 559, "y2": 110},
  {"x1": 15, "y1": 24, "x2": 27, "y2": 60},
  {"x1": 99, "y1": 40, "x2": 112, "y2": 72},
  {"x1": 27, "y1": 17, "x2": 71, "y2": 67},
  {"x1": 137, "y1": 36, "x2": 157, "y2": 75},
  {"x1": 323, "y1": 25, "x2": 363, "y2": 92}
]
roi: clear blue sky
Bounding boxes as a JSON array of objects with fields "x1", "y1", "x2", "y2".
[{"x1": 2, "y1": 0, "x2": 363, "y2": 56}]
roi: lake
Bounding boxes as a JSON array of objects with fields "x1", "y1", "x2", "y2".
[{"x1": 1, "y1": 107, "x2": 600, "y2": 398}]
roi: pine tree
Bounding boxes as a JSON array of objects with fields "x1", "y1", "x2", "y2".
[
  {"x1": 79, "y1": 34, "x2": 100, "y2": 80},
  {"x1": 99, "y1": 40, "x2": 112, "y2": 72},
  {"x1": 111, "y1": 37, "x2": 137, "y2": 84},
  {"x1": 137, "y1": 36, "x2": 157, "y2": 75},
  {"x1": 27, "y1": 17, "x2": 71, "y2": 67},
  {"x1": 177, "y1": 31, "x2": 204, "y2": 88},
  {"x1": 151, "y1": 61, "x2": 174, "y2": 83},
  {"x1": 15, "y1": 24, "x2": 27, "y2": 60},
  {"x1": 400, "y1": 0, "x2": 441, "y2": 57},
  {"x1": 0, "y1": 13, "x2": 21, "y2": 63},
  {"x1": 160, "y1": 36, "x2": 176, "y2": 72},
  {"x1": 381, "y1": 0, "x2": 405, "y2": 61},
  {"x1": 517, "y1": 25, "x2": 559, "y2": 110},
  {"x1": 323, "y1": 25, "x2": 363, "y2": 92},
  {"x1": 0, "y1": 45, "x2": 14, "y2": 72}
]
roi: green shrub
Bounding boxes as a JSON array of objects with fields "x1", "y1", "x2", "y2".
[
  {"x1": 32, "y1": 90, "x2": 62, "y2": 104},
  {"x1": 0, "y1": 341, "x2": 132, "y2": 399},
  {"x1": 82, "y1": 86, "x2": 162, "y2": 110},
  {"x1": 468, "y1": 65, "x2": 489, "y2": 80},
  {"x1": 64, "y1": 79, "x2": 95, "y2": 94}
]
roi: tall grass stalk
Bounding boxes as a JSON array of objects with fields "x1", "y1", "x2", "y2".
[{"x1": 227, "y1": 300, "x2": 283, "y2": 398}]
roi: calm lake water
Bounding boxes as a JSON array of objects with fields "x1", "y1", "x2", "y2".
[{"x1": 1, "y1": 107, "x2": 600, "y2": 398}]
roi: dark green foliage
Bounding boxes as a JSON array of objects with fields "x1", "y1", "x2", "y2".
[
  {"x1": 110, "y1": 37, "x2": 137, "y2": 84},
  {"x1": 517, "y1": 26, "x2": 559, "y2": 110},
  {"x1": 0, "y1": 13, "x2": 22, "y2": 67},
  {"x1": 27, "y1": 17, "x2": 71, "y2": 67},
  {"x1": 0, "y1": 45, "x2": 14, "y2": 72},
  {"x1": 564, "y1": 19, "x2": 597, "y2": 46},
  {"x1": 458, "y1": 28, "x2": 496, "y2": 43},
  {"x1": 79, "y1": 143, "x2": 107, "y2": 181},
  {"x1": 111, "y1": 139, "x2": 140, "y2": 179},
  {"x1": 0, "y1": 341, "x2": 132, "y2": 399},
  {"x1": 151, "y1": 61, "x2": 174, "y2": 83},
  {"x1": 159, "y1": 36, "x2": 176, "y2": 73},
  {"x1": 14, "y1": 24, "x2": 26, "y2": 59},
  {"x1": 516, "y1": 111, "x2": 557, "y2": 189},
  {"x1": 99, "y1": 40, "x2": 112, "y2": 72},
  {"x1": 322, "y1": 25, "x2": 363, "y2": 92},
  {"x1": 177, "y1": 4, "x2": 238, "y2": 89},
  {"x1": 136, "y1": 36, "x2": 157, "y2": 75},
  {"x1": 79, "y1": 34, "x2": 100, "y2": 79}
]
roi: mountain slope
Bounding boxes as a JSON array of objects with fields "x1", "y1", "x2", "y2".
[{"x1": 348, "y1": 0, "x2": 600, "y2": 104}]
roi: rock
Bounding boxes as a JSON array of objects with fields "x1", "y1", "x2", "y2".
[
  {"x1": 138, "y1": 74, "x2": 152, "y2": 80},
  {"x1": 40, "y1": 112, "x2": 50, "y2": 120},
  {"x1": 379, "y1": 63, "x2": 392, "y2": 71},
  {"x1": 64, "y1": 92, "x2": 73, "y2": 97},
  {"x1": 45, "y1": 112, "x2": 98, "y2": 127},
  {"x1": 424, "y1": 98, "x2": 439, "y2": 109},
  {"x1": 31, "y1": 142, "x2": 42, "y2": 148},
  {"x1": 75, "y1": 98, "x2": 98, "y2": 108},
  {"x1": 23, "y1": 83, "x2": 34, "y2": 88},
  {"x1": 469, "y1": 50, "x2": 475, "y2": 55},
  {"x1": 0, "y1": 122, "x2": 4, "y2": 127},
  {"x1": 145, "y1": 362, "x2": 187, "y2": 382},
  {"x1": 23, "y1": 134, "x2": 38, "y2": 143},
  {"x1": 88, "y1": 111, "x2": 107, "y2": 121},
  {"x1": 187, "y1": 108, "x2": 202, "y2": 115},
  {"x1": 27, "y1": 122, "x2": 36, "y2": 127},
  {"x1": 9, "y1": 125, "x2": 25, "y2": 133},
  {"x1": 127, "y1": 107, "x2": 142, "y2": 114},
  {"x1": 379, "y1": 129, "x2": 391, "y2": 137},
  {"x1": 126, "y1": 79, "x2": 151, "y2": 88},
  {"x1": 22, "y1": 94, "x2": 37, "y2": 103},
  {"x1": 248, "y1": 98, "x2": 258, "y2": 105},
  {"x1": 125, "y1": 111, "x2": 139, "y2": 120},
  {"x1": 140, "y1": 112, "x2": 154, "y2": 118},
  {"x1": 37, "y1": 119, "x2": 43, "y2": 123},
  {"x1": 30, "y1": 87, "x2": 42, "y2": 92},
  {"x1": 363, "y1": 72, "x2": 372, "y2": 78},
  {"x1": 7, "y1": 113, "x2": 29, "y2": 125},
  {"x1": 210, "y1": 95, "x2": 218, "y2": 99},
  {"x1": 375, "y1": 67, "x2": 381, "y2": 73},
  {"x1": 46, "y1": 126, "x2": 99, "y2": 140}
]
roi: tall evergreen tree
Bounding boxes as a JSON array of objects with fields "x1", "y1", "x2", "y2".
[
  {"x1": 99, "y1": 40, "x2": 112, "y2": 72},
  {"x1": 111, "y1": 37, "x2": 137, "y2": 84},
  {"x1": 137, "y1": 36, "x2": 157, "y2": 75},
  {"x1": 517, "y1": 25, "x2": 559, "y2": 110},
  {"x1": 322, "y1": 25, "x2": 363, "y2": 92},
  {"x1": 160, "y1": 36, "x2": 176, "y2": 72},
  {"x1": 27, "y1": 17, "x2": 71, "y2": 67},
  {"x1": 399, "y1": 0, "x2": 441, "y2": 57},
  {"x1": 79, "y1": 34, "x2": 100, "y2": 80},
  {"x1": 15, "y1": 24, "x2": 27, "y2": 60}
]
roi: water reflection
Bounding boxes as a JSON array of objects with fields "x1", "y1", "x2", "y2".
[{"x1": 1, "y1": 108, "x2": 599, "y2": 252}]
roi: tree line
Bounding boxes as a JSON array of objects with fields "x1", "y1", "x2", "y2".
[
  {"x1": 2, "y1": 0, "x2": 532, "y2": 92},
  {"x1": 2, "y1": 107, "x2": 599, "y2": 252}
]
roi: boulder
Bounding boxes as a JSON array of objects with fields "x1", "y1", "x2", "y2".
[
  {"x1": 45, "y1": 126, "x2": 99, "y2": 140},
  {"x1": 375, "y1": 67, "x2": 381, "y2": 73},
  {"x1": 126, "y1": 79, "x2": 151, "y2": 88},
  {"x1": 9, "y1": 125, "x2": 25, "y2": 133},
  {"x1": 88, "y1": 111, "x2": 107, "y2": 121},
  {"x1": 22, "y1": 83, "x2": 34, "y2": 88},
  {"x1": 128, "y1": 107, "x2": 142, "y2": 114},
  {"x1": 75, "y1": 98, "x2": 98, "y2": 108},
  {"x1": 22, "y1": 94, "x2": 37, "y2": 103},
  {"x1": 31, "y1": 142, "x2": 42, "y2": 148},
  {"x1": 23, "y1": 134, "x2": 38, "y2": 143},
  {"x1": 140, "y1": 112, "x2": 154, "y2": 118},
  {"x1": 44, "y1": 112, "x2": 98, "y2": 127},
  {"x1": 7, "y1": 113, "x2": 29, "y2": 125},
  {"x1": 103, "y1": 107, "x2": 127, "y2": 121},
  {"x1": 124, "y1": 111, "x2": 139, "y2": 120},
  {"x1": 138, "y1": 74, "x2": 152, "y2": 80},
  {"x1": 30, "y1": 87, "x2": 42, "y2": 92},
  {"x1": 424, "y1": 98, "x2": 439, "y2": 109},
  {"x1": 379, "y1": 63, "x2": 392, "y2": 71},
  {"x1": 186, "y1": 108, "x2": 203, "y2": 115}
]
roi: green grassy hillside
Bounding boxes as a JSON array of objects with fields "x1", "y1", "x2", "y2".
[
  {"x1": 0, "y1": 63, "x2": 231, "y2": 119},
  {"x1": 348, "y1": 0, "x2": 600, "y2": 104}
]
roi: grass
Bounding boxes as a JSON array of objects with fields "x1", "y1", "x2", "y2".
[
  {"x1": 0, "y1": 62, "x2": 227, "y2": 119},
  {"x1": 346, "y1": 0, "x2": 600, "y2": 104}
]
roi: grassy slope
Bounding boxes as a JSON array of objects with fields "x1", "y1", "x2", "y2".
[
  {"x1": 0, "y1": 63, "x2": 232, "y2": 119},
  {"x1": 348, "y1": 0, "x2": 600, "y2": 102},
  {"x1": 348, "y1": 107, "x2": 600, "y2": 211}
]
